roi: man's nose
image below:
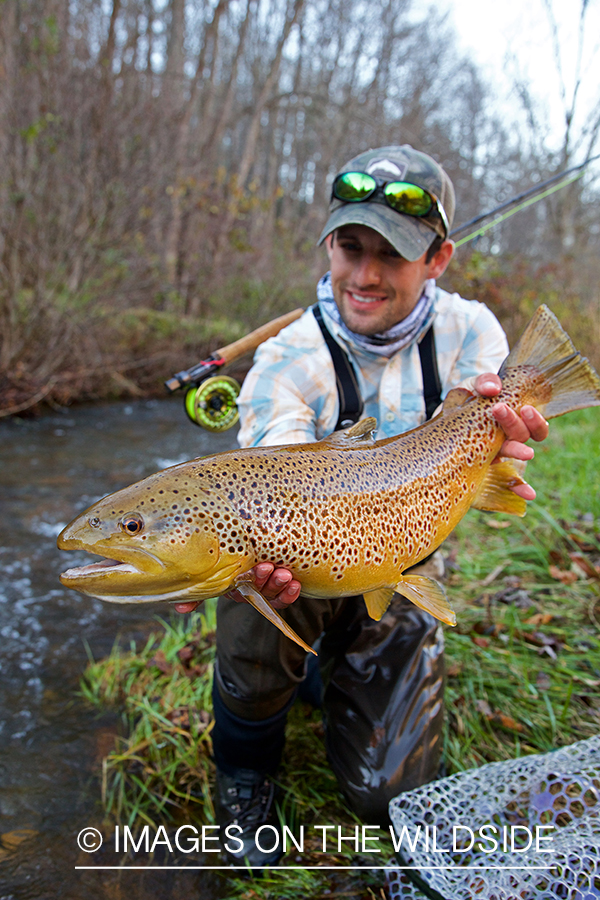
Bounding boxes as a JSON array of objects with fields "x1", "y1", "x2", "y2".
[{"x1": 353, "y1": 254, "x2": 382, "y2": 286}]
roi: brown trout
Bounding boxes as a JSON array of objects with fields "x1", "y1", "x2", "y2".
[{"x1": 58, "y1": 306, "x2": 600, "y2": 653}]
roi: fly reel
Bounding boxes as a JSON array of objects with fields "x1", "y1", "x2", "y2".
[{"x1": 184, "y1": 376, "x2": 241, "y2": 432}]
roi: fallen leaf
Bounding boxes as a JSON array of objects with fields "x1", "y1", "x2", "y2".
[
  {"x1": 177, "y1": 645, "x2": 195, "y2": 664},
  {"x1": 536, "y1": 672, "x2": 552, "y2": 690},
  {"x1": 475, "y1": 700, "x2": 524, "y2": 732},
  {"x1": 486, "y1": 519, "x2": 512, "y2": 529},
  {"x1": 494, "y1": 713, "x2": 525, "y2": 732},
  {"x1": 568, "y1": 552, "x2": 600, "y2": 580},
  {"x1": 549, "y1": 565, "x2": 578, "y2": 585},
  {"x1": 475, "y1": 699, "x2": 492, "y2": 717},
  {"x1": 472, "y1": 635, "x2": 489, "y2": 648},
  {"x1": 524, "y1": 613, "x2": 554, "y2": 626},
  {"x1": 147, "y1": 649, "x2": 172, "y2": 675},
  {"x1": 446, "y1": 662, "x2": 462, "y2": 677}
]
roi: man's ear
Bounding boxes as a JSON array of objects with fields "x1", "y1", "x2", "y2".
[
  {"x1": 325, "y1": 232, "x2": 334, "y2": 261},
  {"x1": 427, "y1": 239, "x2": 454, "y2": 279}
]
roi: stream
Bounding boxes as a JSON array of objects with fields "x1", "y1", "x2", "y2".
[{"x1": 0, "y1": 398, "x2": 239, "y2": 899}]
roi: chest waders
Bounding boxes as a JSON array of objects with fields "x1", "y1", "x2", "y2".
[{"x1": 213, "y1": 305, "x2": 446, "y2": 827}]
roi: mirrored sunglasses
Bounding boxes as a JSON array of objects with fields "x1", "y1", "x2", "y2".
[{"x1": 332, "y1": 171, "x2": 449, "y2": 240}]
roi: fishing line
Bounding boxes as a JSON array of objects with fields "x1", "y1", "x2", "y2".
[
  {"x1": 453, "y1": 170, "x2": 585, "y2": 247},
  {"x1": 450, "y1": 151, "x2": 600, "y2": 247}
]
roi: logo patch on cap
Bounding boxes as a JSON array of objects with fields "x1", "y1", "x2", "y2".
[{"x1": 365, "y1": 158, "x2": 407, "y2": 181}]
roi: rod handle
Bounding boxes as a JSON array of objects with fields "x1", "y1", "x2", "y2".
[{"x1": 214, "y1": 308, "x2": 304, "y2": 365}]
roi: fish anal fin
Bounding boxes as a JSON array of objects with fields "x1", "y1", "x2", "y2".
[
  {"x1": 363, "y1": 587, "x2": 395, "y2": 621},
  {"x1": 396, "y1": 574, "x2": 456, "y2": 626},
  {"x1": 442, "y1": 387, "x2": 474, "y2": 413},
  {"x1": 322, "y1": 417, "x2": 377, "y2": 448},
  {"x1": 472, "y1": 459, "x2": 528, "y2": 517},
  {"x1": 234, "y1": 577, "x2": 317, "y2": 655}
]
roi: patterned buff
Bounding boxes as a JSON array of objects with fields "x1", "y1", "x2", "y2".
[{"x1": 316, "y1": 272, "x2": 436, "y2": 358}]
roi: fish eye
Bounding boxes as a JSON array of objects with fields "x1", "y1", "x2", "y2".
[
  {"x1": 89, "y1": 517, "x2": 101, "y2": 528},
  {"x1": 120, "y1": 513, "x2": 144, "y2": 535}
]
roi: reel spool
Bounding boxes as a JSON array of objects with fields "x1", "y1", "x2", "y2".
[{"x1": 184, "y1": 376, "x2": 241, "y2": 432}]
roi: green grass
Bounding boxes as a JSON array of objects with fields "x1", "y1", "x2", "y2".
[{"x1": 81, "y1": 409, "x2": 600, "y2": 899}]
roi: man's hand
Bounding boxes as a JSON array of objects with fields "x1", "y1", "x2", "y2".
[
  {"x1": 173, "y1": 562, "x2": 301, "y2": 615},
  {"x1": 474, "y1": 373, "x2": 549, "y2": 500}
]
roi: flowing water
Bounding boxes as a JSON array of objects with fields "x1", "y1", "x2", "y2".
[{"x1": 0, "y1": 398, "x2": 239, "y2": 899}]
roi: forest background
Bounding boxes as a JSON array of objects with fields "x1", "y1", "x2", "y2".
[{"x1": 1, "y1": 0, "x2": 599, "y2": 415}]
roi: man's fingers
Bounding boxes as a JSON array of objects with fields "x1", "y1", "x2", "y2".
[
  {"x1": 521, "y1": 406, "x2": 549, "y2": 442},
  {"x1": 492, "y1": 403, "x2": 549, "y2": 445},
  {"x1": 252, "y1": 562, "x2": 276, "y2": 589},
  {"x1": 510, "y1": 481, "x2": 536, "y2": 501},
  {"x1": 500, "y1": 440, "x2": 534, "y2": 461},
  {"x1": 269, "y1": 579, "x2": 302, "y2": 609},
  {"x1": 173, "y1": 601, "x2": 200, "y2": 613},
  {"x1": 491, "y1": 403, "x2": 531, "y2": 442},
  {"x1": 474, "y1": 373, "x2": 502, "y2": 396}
]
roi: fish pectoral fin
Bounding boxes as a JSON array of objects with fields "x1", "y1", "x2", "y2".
[
  {"x1": 322, "y1": 417, "x2": 378, "y2": 449},
  {"x1": 233, "y1": 579, "x2": 317, "y2": 656},
  {"x1": 363, "y1": 588, "x2": 395, "y2": 621},
  {"x1": 442, "y1": 387, "x2": 474, "y2": 413},
  {"x1": 471, "y1": 458, "x2": 528, "y2": 516},
  {"x1": 395, "y1": 574, "x2": 456, "y2": 626}
]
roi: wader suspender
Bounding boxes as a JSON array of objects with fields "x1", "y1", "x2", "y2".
[
  {"x1": 312, "y1": 305, "x2": 442, "y2": 429},
  {"x1": 312, "y1": 304, "x2": 364, "y2": 430}
]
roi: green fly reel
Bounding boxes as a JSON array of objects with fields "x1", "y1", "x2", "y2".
[{"x1": 184, "y1": 376, "x2": 241, "y2": 432}]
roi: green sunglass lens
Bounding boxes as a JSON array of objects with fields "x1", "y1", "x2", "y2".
[
  {"x1": 384, "y1": 182, "x2": 432, "y2": 216},
  {"x1": 336, "y1": 172, "x2": 377, "y2": 201}
]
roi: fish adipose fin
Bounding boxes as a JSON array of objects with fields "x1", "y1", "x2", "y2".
[
  {"x1": 234, "y1": 578, "x2": 317, "y2": 656},
  {"x1": 471, "y1": 458, "x2": 528, "y2": 517},
  {"x1": 323, "y1": 417, "x2": 378, "y2": 449},
  {"x1": 395, "y1": 574, "x2": 456, "y2": 626},
  {"x1": 363, "y1": 587, "x2": 395, "y2": 620},
  {"x1": 499, "y1": 305, "x2": 600, "y2": 418}
]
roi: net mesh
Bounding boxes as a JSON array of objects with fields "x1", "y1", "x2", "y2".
[{"x1": 386, "y1": 735, "x2": 600, "y2": 900}]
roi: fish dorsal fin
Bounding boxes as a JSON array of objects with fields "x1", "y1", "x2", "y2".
[
  {"x1": 395, "y1": 574, "x2": 456, "y2": 626},
  {"x1": 471, "y1": 458, "x2": 528, "y2": 517},
  {"x1": 233, "y1": 577, "x2": 317, "y2": 655},
  {"x1": 363, "y1": 587, "x2": 395, "y2": 620},
  {"x1": 442, "y1": 387, "x2": 473, "y2": 413},
  {"x1": 322, "y1": 417, "x2": 378, "y2": 449}
]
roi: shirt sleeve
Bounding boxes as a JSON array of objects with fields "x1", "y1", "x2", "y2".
[
  {"x1": 236, "y1": 315, "x2": 338, "y2": 448},
  {"x1": 443, "y1": 303, "x2": 509, "y2": 392},
  {"x1": 237, "y1": 366, "x2": 319, "y2": 447}
]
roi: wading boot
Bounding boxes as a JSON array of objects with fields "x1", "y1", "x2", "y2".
[{"x1": 215, "y1": 767, "x2": 283, "y2": 868}]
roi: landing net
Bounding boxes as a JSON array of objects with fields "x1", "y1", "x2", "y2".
[{"x1": 386, "y1": 735, "x2": 600, "y2": 900}]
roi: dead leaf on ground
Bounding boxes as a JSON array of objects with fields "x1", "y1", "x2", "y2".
[
  {"x1": 486, "y1": 519, "x2": 512, "y2": 529},
  {"x1": 147, "y1": 649, "x2": 172, "y2": 675},
  {"x1": 536, "y1": 672, "x2": 552, "y2": 690},
  {"x1": 524, "y1": 613, "x2": 554, "y2": 626},
  {"x1": 475, "y1": 699, "x2": 492, "y2": 717},
  {"x1": 568, "y1": 552, "x2": 600, "y2": 580},
  {"x1": 472, "y1": 635, "x2": 490, "y2": 648},
  {"x1": 446, "y1": 662, "x2": 462, "y2": 677},
  {"x1": 475, "y1": 699, "x2": 525, "y2": 732},
  {"x1": 549, "y1": 565, "x2": 578, "y2": 585}
]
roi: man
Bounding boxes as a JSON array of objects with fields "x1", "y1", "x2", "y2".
[{"x1": 175, "y1": 145, "x2": 548, "y2": 865}]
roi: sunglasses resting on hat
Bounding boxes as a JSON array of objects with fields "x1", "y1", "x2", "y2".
[{"x1": 331, "y1": 172, "x2": 449, "y2": 240}]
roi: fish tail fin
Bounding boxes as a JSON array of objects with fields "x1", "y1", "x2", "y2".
[{"x1": 499, "y1": 305, "x2": 600, "y2": 419}]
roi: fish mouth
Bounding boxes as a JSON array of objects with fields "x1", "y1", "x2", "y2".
[{"x1": 60, "y1": 557, "x2": 141, "y2": 580}]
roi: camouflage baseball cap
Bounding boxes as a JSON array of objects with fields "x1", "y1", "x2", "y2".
[{"x1": 317, "y1": 145, "x2": 455, "y2": 262}]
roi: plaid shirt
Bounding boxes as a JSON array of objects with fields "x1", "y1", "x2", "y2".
[{"x1": 237, "y1": 286, "x2": 509, "y2": 448}]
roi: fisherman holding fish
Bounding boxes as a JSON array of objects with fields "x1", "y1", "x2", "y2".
[{"x1": 173, "y1": 145, "x2": 550, "y2": 865}]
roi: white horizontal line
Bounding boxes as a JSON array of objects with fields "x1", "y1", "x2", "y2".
[{"x1": 75, "y1": 865, "x2": 552, "y2": 871}]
